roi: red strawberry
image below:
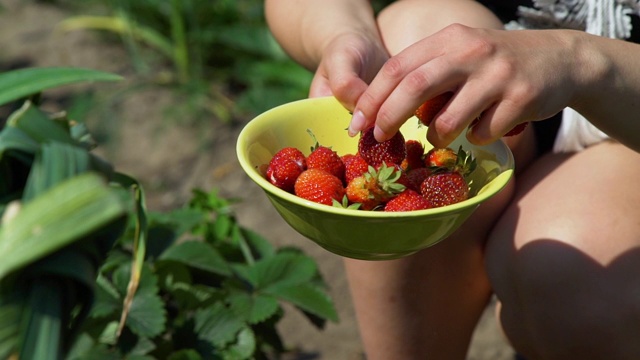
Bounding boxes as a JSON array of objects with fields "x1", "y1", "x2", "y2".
[
  {"x1": 504, "y1": 122, "x2": 529, "y2": 137},
  {"x1": 294, "y1": 168, "x2": 345, "y2": 206},
  {"x1": 307, "y1": 145, "x2": 345, "y2": 180},
  {"x1": 346, "y1": 163, "x2": 406, "y2": 210},
  {"x1": 405, "y1": 167, "x2": 433, "y2": 192},
  {"x1": 420, "y1": 171, "x2": 470, "y2": 208},
  {"x1": 385, "y1": 189, "x2": 433, "y2": 212},
  {"x1": 266, "y1": 147, "x2": 307, "y2": 192},
  {"x1": 424, "y1": 147, "x2": 457, "y2": 169},
  {"x1": 401, "y1": 140, "x2": 425, "y2": 171},
  {"x1": 415, "y1": 92, "x2": 453, "y2": 127},
  {"x1": 342, "y1": 154, "x2": 369, "y2": 184},
  {"x1": 358, "y1": 126, "x2": 406, "y2": 167}
]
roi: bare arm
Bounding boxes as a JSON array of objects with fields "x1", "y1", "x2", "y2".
[{"x1": 264, "y1": 0, "x2": 380, "y2": 70}]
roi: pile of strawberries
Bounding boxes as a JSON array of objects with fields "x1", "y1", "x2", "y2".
[{"x1": 262, "y1": 127, "x2": 477, "y2": 212}]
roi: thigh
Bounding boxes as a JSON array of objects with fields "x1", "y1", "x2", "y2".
[{"x1": 486, "y1": 141, "x2": 640, "y2": 359}]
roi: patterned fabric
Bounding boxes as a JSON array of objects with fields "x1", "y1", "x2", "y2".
[{"x1": 504, "y1": 0, "x2": 640, "y2": 152}]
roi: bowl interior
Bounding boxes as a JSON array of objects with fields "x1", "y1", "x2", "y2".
[{"x1": 236, "y1": 96, "x2": 514, "y2": 259}]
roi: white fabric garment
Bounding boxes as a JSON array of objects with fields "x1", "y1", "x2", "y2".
[{"x1": 505, "y1": 0, "x2": 640, "y2": 152}]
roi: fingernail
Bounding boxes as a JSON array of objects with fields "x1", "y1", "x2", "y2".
[
  {"x1": 348, "y1": 110, "x2": 366, "y2": 137},
  {"x1": 374, "y1": 125, "x2": 390, "y2": 142}
]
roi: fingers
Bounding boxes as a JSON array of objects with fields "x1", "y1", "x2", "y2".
[{"x1": 349, "y1": 48, "x2": 447, "y2": 140}]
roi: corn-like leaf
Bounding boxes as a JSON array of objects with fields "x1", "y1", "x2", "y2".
[
  {"x1": 0, "y1": 68, "x2": 122, "y2": 107},
  {"x1": 0, "y1": 173, "x2": 126, "y2": 280}
]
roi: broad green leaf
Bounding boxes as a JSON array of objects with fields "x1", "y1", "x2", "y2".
[
  {"x1": 223, "y1": 327, "x2": 256, "y2": 360},
  {"x1": 0, "y1": 126, "x2": 39, "y2": 158},
  {"x1": 22, "y1": 141, "x2": 92, "y2": 201},
  {"x1": 0, "y1": 67, "x2": 122, "y2": 107},
  {"x1": 90, "y1": 275, "x2": 121, "y2": 319},
  {"x1": 266, "y1": 284, "x2": 338, "y2": 323},
  {"x1": 0, "y1": 300, "x2": 22, "y2": 359},
  {"x1": 226, "y1": 290, "x2": 279, "y2": 325},
  {"x1": 250, "y1": 253, "x2": 318, "y2": 291},
  {"x1": 125, "y1": 278, "x2": 166, "y2": 338},
  {"x1": 7, "y1": 102, "x2": 76, "y2": 146},
  {"x1": 0, "y1": 173, "x2": 126, "y2": 280},
  {"x1": 194, "y1": 303, "x2": 244, "y2": 348},
  {"x1": 158, "y1": 240, "x2": 231, "y2": 276},
  {"x1": 19, "y1": 280, "x2": 64, "y2": 360},
  {"x1": 239, "y1": 228, "x2": 275, "y2": 259}
]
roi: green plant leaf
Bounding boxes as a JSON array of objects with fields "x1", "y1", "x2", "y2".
[
  {"x1": 22, "y1": 141, "x2": 92, "y2": 201},
  {"x1": 0, "y1": 67, "x2": 122, "y2": 107},
  {"x1": 158, "y1": 240, "x2": 231, "y2": 276},
  {"x1": 194, "y1": 303, "x2": 245, "y2": 348},
  {"x1": 265, "y1": 283, "x2": 338, "y2": 323},
  {"x1": 250, "y1": 253, "x2": 318, "y2": 291},
  {"x1": 122, "y1": 267, "x2": 166, "y2": 338},
  {"x1": 223, "y1": 327, "x2": 256, "y2": 360},
  {"x1": 0, "y1": 173, "x2": 126, "y2": 280},
  {"x1": 6, "y1": 102, "x2": 76, "y2": 146},
  {"x1": 226, "y1": 289, "x2": 279, "y2": 325}
]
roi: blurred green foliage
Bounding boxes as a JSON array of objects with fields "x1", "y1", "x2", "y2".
[{"x1": 56, "y1": 0, "x2": 313, "y2": 122}]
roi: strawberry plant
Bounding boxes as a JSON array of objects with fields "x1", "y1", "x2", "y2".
[{"x1": 0, "y1": 67, "x2": 337, "y2": 359}]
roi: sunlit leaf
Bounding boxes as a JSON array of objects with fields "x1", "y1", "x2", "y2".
[
  {"x1": 0, "y1": 173, "x2": 126, "y2": 280},
  {"x1": 0, "y1": 67, "x2": 122, "y2": 107}
]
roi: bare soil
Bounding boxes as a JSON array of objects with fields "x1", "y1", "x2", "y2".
[{"x1": 0, "y1": 1, "x2": 516, "y2": 358}]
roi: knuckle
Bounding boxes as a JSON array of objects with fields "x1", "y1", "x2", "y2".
[{"x1": 380, "y1": 56, "x2": 406, "y2": 80}]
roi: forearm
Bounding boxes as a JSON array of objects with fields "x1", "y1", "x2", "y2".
[
  {"x1": 264, "y1": 0, "x2": 380, "y2": 70},
  {"x1": 377, "y1": 0, "x2": 504, "y2": 54},
  {"x1": 569, "y1": 31, "x2": 640, "y2": 152}
]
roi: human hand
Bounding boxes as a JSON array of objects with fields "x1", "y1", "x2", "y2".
[
  {"x1": 309, "y1": 32, "x2": 389, "y2": 111},
  {"x1": 348, "y1": 24, "x2": 579, "y2": 148}
]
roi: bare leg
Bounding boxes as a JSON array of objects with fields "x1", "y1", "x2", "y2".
[
  {"x1": 486, "y1": 141, "x2": 640, "y2": 359},
  {"x1": 344, "y1": 182, "x2": 510, "y2": 358},
  {"x1": 343, "y1": 2, "x2": 527, "y2": 358}
]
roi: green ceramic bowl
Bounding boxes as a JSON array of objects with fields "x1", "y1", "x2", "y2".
[{"x1": 236, "y1": 96, "x2": 514, "y2": 260}]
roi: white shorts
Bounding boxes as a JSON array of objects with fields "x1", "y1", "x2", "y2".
[{"x1": 552, "y1": 108, "x2": 610, "y2": 153}]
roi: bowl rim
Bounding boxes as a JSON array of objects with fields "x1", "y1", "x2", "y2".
[{"x1": 236, "y1": 96, "x2": 515, "y2": 219}]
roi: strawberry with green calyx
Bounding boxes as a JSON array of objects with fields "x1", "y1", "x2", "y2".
[
  {"x1": 420, "y1": 171, "x2": 470, "y2": 208},
  {"x1": 294, "y1": 168, "x2": 345, "y2": 206},
  {"x1": 384, "y1": 189, "x2": 433, "y2": 212},
  {"x1": 346, "y1": 163, "x2": 406, "y2": 210},
  {"x1": 358, "y1": 126, "x2": 406, "y2": 167},
  {"x1": 342, "y1": 153, "x2": 370, "y2": 184},
  {"x1": 266, "y1": 146, "x2": 307, "y2": 192},
  {"x1": 306, "y1": 129, "x2": 345, "y2": 180},
  {"x1": 419, "y1": 147, "x2": 476, "y2": 208},
  {"x1": 424, "y1": 147, "x2": 457, "y2": 169},
  {"x1": 332, "y1": 194, "x2": 362, "y2": 210}
]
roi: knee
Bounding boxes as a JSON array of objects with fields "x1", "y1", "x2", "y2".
[{"x1": 487, "y1": 236, "x2": 640, "y2": 359}]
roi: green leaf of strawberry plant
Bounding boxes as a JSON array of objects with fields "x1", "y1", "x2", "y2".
[
  {"x1": 158, "y1": 240, "x2": 232, "y2": 277},
  {"x1": 248, "y1": 253, "x2": 318, "y2": 291},
  {"x1": 194, "y1": 303, "x2": 245, "y2": 348},
  {"x1": 264, "y1": 283, "x2": 338, "y2": 323},
  {"x1": 222, "y1": 327, "x2": 256, "y2": 360},
  {"x1": 121, "y1": 267, "x2": 166, "y2": 338},
  {"x1": 226, "y1": 288, "x2": 280, "y2": 325}
]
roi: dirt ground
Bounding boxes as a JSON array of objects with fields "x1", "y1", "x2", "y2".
[{"x1": 0, "y1": 1, "x2": 516, "y2": 358}]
